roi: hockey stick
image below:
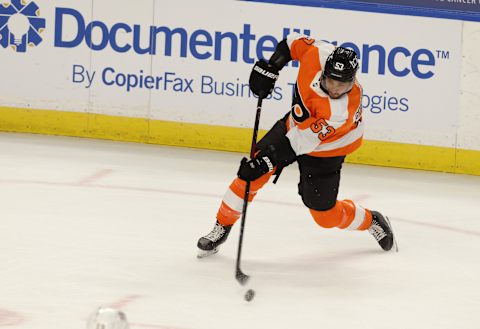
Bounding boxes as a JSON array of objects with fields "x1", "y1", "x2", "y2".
[{"x1": 235, "y1": 95, "x2": 264, "y2": 286}]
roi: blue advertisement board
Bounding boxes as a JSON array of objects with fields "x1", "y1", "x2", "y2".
[{"x1": 243, "y1": 0, "x2": 480, "y2": 21}]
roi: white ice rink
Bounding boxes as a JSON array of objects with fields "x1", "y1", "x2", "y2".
[{"x1": 0, "y1": 132, "x2": 479, "y2": 329}]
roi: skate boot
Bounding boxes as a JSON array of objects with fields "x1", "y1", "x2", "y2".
[
  {"x1": 197, "y1": 221, "x2": 232, "y2": 258},
  {"x1": 368, "y1": 211, "x2": 398, "y2": 252}
]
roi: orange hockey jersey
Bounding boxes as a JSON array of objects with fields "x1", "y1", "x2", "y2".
[{"x1": 285, "y1": 33, "x2": 364, "y2": 158}]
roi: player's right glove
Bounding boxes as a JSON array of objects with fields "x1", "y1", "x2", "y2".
[
  {"x1": 249, "y1": 59, "x2": 279, "y2": 99},
  {"x1": 237, "y1": 154, "x2": 275, "y2": 182}
]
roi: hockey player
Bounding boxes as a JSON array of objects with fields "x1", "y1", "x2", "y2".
[{"x1": 197, "y1": 33, "x2": 396, "y2": 258}]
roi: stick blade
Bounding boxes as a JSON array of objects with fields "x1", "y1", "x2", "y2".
[{"x1": 235, "y1": 269, "x2": 250, "y2": 286}]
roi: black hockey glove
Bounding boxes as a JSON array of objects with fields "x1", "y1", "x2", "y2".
[
  {"x1": 237, "y1": 154, "x2": 275, "y2": 181},
  {"x1": 249, "y1": 59, "x2": 279, "y2": 99}
]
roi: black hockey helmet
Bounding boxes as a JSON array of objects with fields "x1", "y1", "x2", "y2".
[{"x1": 323, "y1": 47, "x2": 359, "y2": 82}]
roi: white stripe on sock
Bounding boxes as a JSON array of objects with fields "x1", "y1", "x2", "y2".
[{"x1": 346, "y1": 203, "x2": 366, "y2": 230}]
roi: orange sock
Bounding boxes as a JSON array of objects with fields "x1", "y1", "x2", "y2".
[
  {"x1": 216, "y1": 171, "x2": 274, "y2": 226},
  {"x1": 309, "y1": 200, "x2": 372, "y2": 230}
]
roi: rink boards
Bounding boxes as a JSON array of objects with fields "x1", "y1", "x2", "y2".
[{"x1": 0, "y1": 0, "x2": 479, "y2": 175}]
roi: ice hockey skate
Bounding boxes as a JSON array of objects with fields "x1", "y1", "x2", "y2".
[
  {"x1": 368, "y1": 211, "x2": 398, "y2": 252},
  {"x1": 197, "y1": 221, "x2": 232, "y2": 258}
]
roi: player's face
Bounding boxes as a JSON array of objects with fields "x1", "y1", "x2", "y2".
[{"x1": 323, "y1": 76, "x2": 354, "y2": 99}]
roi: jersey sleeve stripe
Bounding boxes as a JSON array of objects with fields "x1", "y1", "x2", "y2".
[
  {"x1": 286, "y1": 121, "x2": 323, "y2": 155},
  {"x1": 312, "y1": 120, "x2": 364, "y2": 152}
]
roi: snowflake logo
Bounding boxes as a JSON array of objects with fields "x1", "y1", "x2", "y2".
[{"x1": 0, "y1": 0, "x2": 46, "y2": 52}]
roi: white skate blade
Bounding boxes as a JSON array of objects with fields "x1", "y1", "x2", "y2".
[
  {"x1": 197, "y1": 247, "x2": 219, "y2": 259},
  {"x1": 385, "y1": 216, "x2": 399, "y2": 252}
]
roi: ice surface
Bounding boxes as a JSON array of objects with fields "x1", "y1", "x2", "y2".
[{"x1": 0, "y1": 132, "x2": 479, "y2": 329}]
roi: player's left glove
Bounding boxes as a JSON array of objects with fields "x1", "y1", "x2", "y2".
[
  {"x1": 249, "y1": 59, "x2": 279, "y2": 99},
  {"x1": 237, "y1": 154, "x2": 275, "y2": 181}
]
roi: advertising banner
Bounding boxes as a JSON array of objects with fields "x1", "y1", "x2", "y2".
[
  {"x1": 0, "y1": 0, "x2": 462, "y2": 147},
  {"x1": 245, "y1": 0, "x2": 480, "y2": 21},
  {"x1": 351, "y1": 0, "x2": 480, "y2": 12}
]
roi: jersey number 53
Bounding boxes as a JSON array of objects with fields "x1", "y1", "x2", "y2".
[{"x1": 310, "y1": 118, "x2": 335, "y2": 141}]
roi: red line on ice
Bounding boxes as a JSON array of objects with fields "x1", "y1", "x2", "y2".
[
  {"x1": 1, "y1": 178, "x2": 479, "y2": 237},
  {"x1": 0, "y1": 309, "x2": 25, "y2": 326},
  {"x1": 107, "y1": 294, "x2": 142, "y2": 309},
  {"x1": 76, "y1": 169, "x2": 113, "y2": 186}
]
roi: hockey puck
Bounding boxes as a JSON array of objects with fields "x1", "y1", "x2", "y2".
[{"x1": 244, "y1": 289, "x2": 255, "y2": 302}]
